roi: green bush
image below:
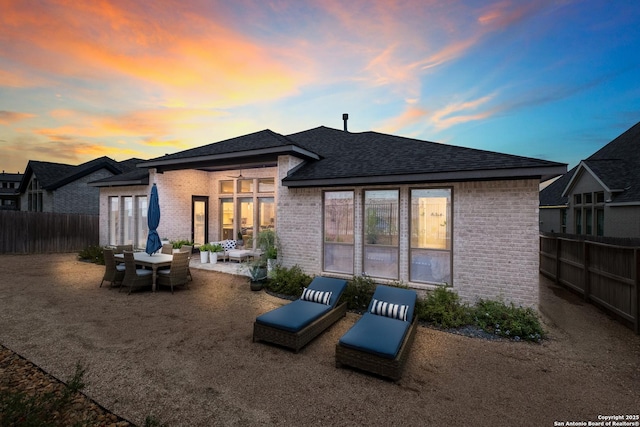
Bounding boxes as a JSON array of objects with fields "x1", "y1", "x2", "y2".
[
  {"x1": 342, "y1": 274, "x2": 376, "y2": 312},
  {"x1": 473, "y1": 299, "x2": 545, "y2": 342},
  {"x1": 416, "y1": 285, "x2": 471, "y2": 328},
  {"x1": 78, "y1": 245, "x2": 104, "y2": 265},
  {"x1": 171, "y1": 239, "x2": 193, "y2": 249},
  {"x1": 265, "y1": 265, "x2": 312, "y2": 297}
]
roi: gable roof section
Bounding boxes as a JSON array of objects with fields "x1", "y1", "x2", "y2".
[
  {"x1": 540, "y1": 166, "x2": 575, "y2": 207},
  {"x1": 141, "y1": 129, "x2": 319, "y2": 173},
  {"x1": 559, "y1": 120, "x2": 640, "y2": 204},
  {"x1": 283, "y1": 126, "x2": 566, "y2": 187},
  {"x1": 20, "y1": 157, "x2": 144, "y2": 192}
]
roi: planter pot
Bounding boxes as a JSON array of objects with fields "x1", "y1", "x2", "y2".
[
  {"x1": 199, "y1": 251, "x2": 209, "y2": 263},
  {"x1": 250, "y1": 280, "x2": 263, "y2": 291},
  {"x1": 209, "y1": 252, "x2": 218, "y2": 264}
]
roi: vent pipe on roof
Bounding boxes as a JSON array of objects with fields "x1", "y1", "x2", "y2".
[{"x1": 342, "y1": 113, "x2": 349, "y2": 132}]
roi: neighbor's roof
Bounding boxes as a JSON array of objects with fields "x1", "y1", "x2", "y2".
[
  {"x1": 19, "y1": 157, "x2": 144, "y2": 192},
  {"x1": 137, "y1": 126, "x2": 566, "y2": 187},
  {"x1": 541, "y1": 120, "x2": 640, "y2": 206}
]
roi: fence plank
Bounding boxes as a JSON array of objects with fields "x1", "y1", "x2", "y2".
[{"x1": 0, "y1": 211, "x2": 99, "y2": 254}]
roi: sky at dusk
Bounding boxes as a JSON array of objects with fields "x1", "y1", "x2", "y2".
[{"x1": 1, "y1": 0, "x2": 639, "y2": 174}]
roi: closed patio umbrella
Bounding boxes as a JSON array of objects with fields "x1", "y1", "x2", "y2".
[{"x1": 145, "y1": 183, "x2": 162, "y2": 255}]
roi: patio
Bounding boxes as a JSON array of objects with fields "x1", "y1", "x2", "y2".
[{"x1": 0, "y1": 253, "x2": 638, "y2": 426}]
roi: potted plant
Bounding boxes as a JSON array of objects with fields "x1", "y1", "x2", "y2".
[
  {"x1": 236, "y1": 231, "x2": 244, "y2": 247},
  {"x1": 254, "y1": 229, "x2": 278, "y2": 276},
  {"x1": 246, "y1": 256, "x2": 267, "y2": 291},
  {"x1": 199, "y1": 243, "x2": 210, "y2": 263},
  {"x1": 209, "y1": 243, "x2": 223, "y2": 264}
]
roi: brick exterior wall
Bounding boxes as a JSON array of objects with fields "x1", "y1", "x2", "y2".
[{"x1": 99, "y1": 159, "x2": 540, "y2": 308}]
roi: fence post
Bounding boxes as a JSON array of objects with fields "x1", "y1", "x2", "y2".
[
  {"x1": 583, "y1": 241, "x2": 590, "y2": 302},
  {"x1": 555, "y1": 236, "x2": 561, "y2": 284},
  {"x1": 635, "y1": 249, "x2": 639, "y2": 335}
]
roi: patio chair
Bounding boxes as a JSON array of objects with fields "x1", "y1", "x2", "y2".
[
  {"x1": 120, "y1": 251, "x2": 153, "y2": 294},
  {"x1": 114, "y1": 244, "x2": 133, "y2": 254},
  {"x1": 335, "y1": 285, "x2": 418, "y2": 381},
  {"x1": 100, "y1": 247, "x2": 125, "y2": 288},
  {"x1": 161, "y1": 243, "x2": 173, "y2": 254},
  {"x1": 179, "y1": 245, "x2": 193, "y2": 281},
  {"x1": 253, "y1": 277, "x2": 348, "y2": 353},
  {"x1": 156, "y1": 251, "x2": 190, "y2": 293}
]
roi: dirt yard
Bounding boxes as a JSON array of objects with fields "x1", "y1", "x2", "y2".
[{"x1": 0, "y1": 253, "x2": 638, "y2": 426}]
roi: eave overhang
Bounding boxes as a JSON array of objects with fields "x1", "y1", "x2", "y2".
[
  {"x1": 283, "y1": 165, "x2": 567, "y2": 188},
  {"x1": 140, "y1": 145, "x2": 320, "y2": 173}
]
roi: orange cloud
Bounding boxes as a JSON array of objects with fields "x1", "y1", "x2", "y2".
[
  {"x1": 379, "y1": 106, "x2": 430, "y2": 134},
  {"x1": 0, "y1": 111, "x2": 36, "y2": 125},
  {"x1": 430, "y1": 95, "x2": 496, "y2": 129}
]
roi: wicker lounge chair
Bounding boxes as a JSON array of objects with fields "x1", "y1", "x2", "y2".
[
  {"x1": 120, "y1": 251, "x2": 153, "y2": 294},
  {"x1": 253, "y1": 277, "x2": 348, "y2": 353},
  {"x1": 156, "y1": 251, "x2": 190, "y2": 293},
  {"x1": 335, "y1": 285, "x2": 418, "y2": 381},
  {"x1": 100, "y1": 247, "x2": 125, "y2": 288}
]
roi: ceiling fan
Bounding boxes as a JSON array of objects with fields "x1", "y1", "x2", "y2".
[{"x1": 227, "y1": 169, "x2": 245, "y2": 179}]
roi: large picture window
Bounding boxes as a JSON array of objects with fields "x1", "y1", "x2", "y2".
[
  {"x1": 324, "y1": 191, "x2": 354, "y2": 274},
  {"x1": 410, "y1": 188, "x2": 451, "y2": 284},
  {"x1": 364, "y1": 190, "x2": 399, "y2": 279}
]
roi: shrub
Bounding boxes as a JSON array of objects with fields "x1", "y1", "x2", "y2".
[
  {"x1": 473, "y1": 299, "x2": 545, "y2": 342},
  {"x1": 171, "y1": 239, "x2": 192, "y2": 249},
  {"x1": 78, "y1": 245, "x2": 104, "y2": 265},
  {"x1": 265, "y1": 265, "x2": 312, "y2": 297},
  {"x1": 416, "y1": 285, "x2": 471, "y2": 328},
  {"x1": 342, "y1": 274, "x2": 376, "y2": 312}
]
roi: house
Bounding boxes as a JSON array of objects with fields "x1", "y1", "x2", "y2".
[
  {"x1": 540, "y1": 120, "x2": 640, "y2": 238},
  {"x1": 92, "y1": 123, "x2": 565, "y2": 308},
  {"x1": 0, "y1": 171, "x2": 22, "y2": 210},
  {"x1": 18, "y1": 156, "x2": 144, "y2": 215}
]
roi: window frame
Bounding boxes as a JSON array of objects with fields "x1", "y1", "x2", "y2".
[{"x1": 323, "y1": 190, "x2": 355, "y2": 275}]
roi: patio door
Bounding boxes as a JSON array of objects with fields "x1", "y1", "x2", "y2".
[{"x1": 192, "y1": 196, "x2": 208, "y2": 246}]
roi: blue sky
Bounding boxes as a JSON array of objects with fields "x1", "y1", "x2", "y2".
[{"x1": 1, "y1": 0, "x2": 639, "y2": 174}]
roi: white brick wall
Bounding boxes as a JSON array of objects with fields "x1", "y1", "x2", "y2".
[{"x1": 99, "y1": 160, "x2": 540, "y2": 308}]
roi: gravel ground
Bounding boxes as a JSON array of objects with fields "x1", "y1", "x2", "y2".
[{"x1": 0, "y1": 253, "x2": 639, "y2": 427}]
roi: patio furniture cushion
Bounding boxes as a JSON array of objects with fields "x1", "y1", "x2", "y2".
[
  {"x1": 256, "y1": 299, "x2": 332, "y2": 333},
  {"x1": 220, "y1": 240, "x2": 236, "y2": 251},
  {"x1": 303, "y1": 276, "x2": 347, "y2": 308},
  {"x1": 366, "y1": 285, "x2": 416, "y2": 323},
  {"x1": 301, "y1": 287, "x2": 332, "y2": 305},
  {"x1": 370, "y1": 298, "x2": 409, "y2": 321},
  {"x1": 338, "y1": 312, "x2": 410, "y2": 359},
  {"x1": 116, "y1": 264, "x2": 126, "y2": 272}
]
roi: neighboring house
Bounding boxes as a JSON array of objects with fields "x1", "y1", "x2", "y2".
[
  {"x1": 0, "y1": 171, "x2": 22, "y2": 210},
  {"x1": 540, "y1": 120, "x2": 640, "y2": 238},
  {"x1": 19, "y1": 157, "x2": 144, "y2": 215},
  {"x1": 91, "y1": 124, "x2": 565, "y2": 308}
]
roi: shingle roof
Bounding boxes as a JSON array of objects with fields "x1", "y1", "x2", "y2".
[
  {"x1": 542, "y1": 120, "x2": 640, "y2": 205},
  {"x1": 283, "y1": 126, "x2": 565, "y2": 186},
  {"x1": 19, "y1": 157, "x2": 145, "y2": 192}
]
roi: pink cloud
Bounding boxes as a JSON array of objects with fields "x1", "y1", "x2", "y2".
[{"x1": 0, "y1": 111, "x2": 36, "y2": 125}]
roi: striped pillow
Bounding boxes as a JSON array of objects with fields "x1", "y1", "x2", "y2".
[
  {"x1": 301, "y1": 287, "x2": 333, "y2": 305},
  {"x1": 370, "y1": 298, "x2": 409, "y2": 321}
]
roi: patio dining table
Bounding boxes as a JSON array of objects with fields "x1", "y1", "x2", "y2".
[{"x1": 114, "y1": 252, "x2": 173, "y2": 292}]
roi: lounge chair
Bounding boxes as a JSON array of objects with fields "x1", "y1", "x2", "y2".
[
  {"x1": 100, "y1": 247, "x2": 125, "y2": 288},
  {"x1": 253, "y1": 277, "x2": 348, "y2": 352},
  {"x1": 156, "y1": 251, "x2": 190, "y2": 293},
  {"x1": 335, "y1": 285, "x2": 418, "y2": 381},
  {"x1": 120, "y1": 251, "x2": 153, "y2": 294}
]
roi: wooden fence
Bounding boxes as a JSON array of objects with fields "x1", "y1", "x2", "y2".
[
  {"x1": 0, "y1": 211, "x2": 99, "y2": 254},
  {"x1": 540, "y1": 233, "x2": 639, "y2": 334}
]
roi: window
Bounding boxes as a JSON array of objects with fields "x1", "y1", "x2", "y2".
[
  {"x1": 258, "y1": 178, "x2": 275, "y2": 193},
  {"x1": 238, "y1": 197, "x2": 254, "y2": 241},
  {"x1": 258, "y1": 197, "x2": 275, "y2": 231},
  {"x1": 364, "y1": 190, "x2": 399, "y2": 279},
  {"x1": 585, "y1": 208, "x2": 593, "y2": 235},
  {"x1": 574, "y1": 194, "x2": 582, "y2": 205},
  {"x1": 220, "y1": 180, "x2": 233, "y2": 194},
  {"x1": 220, "y1": 198, "x2": 234, "y2": 240},
  {"x1": 137, "y1": 196, "x2": 148, "y2": 249},
  {"x1": 584, "y1": 193, "x2": 593, "y2": 204},
  {"x1": 109, "y1": 197, "x2": 119, "y2": 245},
  {"x1": 575, "y1": 209, "x2": 582, "y2": 234},
  {"x1": 561, "y1": 209, "x2": 567, "y2": 233},
  {"x1": 323, "y1": 191, "x2": 354, "y2": 274},
  {"x1": 238, "y1": 179, "x2": 253, "y2": 193},
  {"x1": 595, "y1": 192, "x2": 605, "y2": 204},
  {"x1": 410, "y1": 189, "x2": 452, "y2": 284},
  {"x1": 123, "y1": 197, "x2": 133, "y2": 245},
  {"x1": 596, "y1": 209, "x2": 604, "y2": 236}
]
